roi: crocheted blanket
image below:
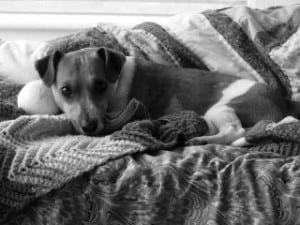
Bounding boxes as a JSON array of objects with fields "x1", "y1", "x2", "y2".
[
  {"x1": 2, "y1": 4, "x2": 300, "y2": 225},
  {"x1": 1, "y1": 111, "x2": 300, "y2": 225}
]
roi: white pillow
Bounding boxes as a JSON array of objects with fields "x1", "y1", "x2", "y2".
[{"x1": 17, "y1": 80, "x2": 60, "y2": 115}]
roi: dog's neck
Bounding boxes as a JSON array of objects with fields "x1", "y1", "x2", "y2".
[
  {"x1": 107, "y1": 56, "x2": 135, "y2": 118},
  {"x1": 124, "y1": 57, "x2": 175, "y2": 118},
  {"x1": 108, "y1": 57, "x2": 176, "y2": 119}
]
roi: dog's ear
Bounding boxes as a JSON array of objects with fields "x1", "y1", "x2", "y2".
[
  {"x1": 97, "y1": 47, "x2": 126, "y2": 83},
  {"x1": 35, "y1": 51, "x2": 63, "y2": 87}
]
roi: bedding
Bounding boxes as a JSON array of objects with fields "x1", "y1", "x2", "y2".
[{"x1": 2, "y1": 4, "x2": 300, "y2": 225}]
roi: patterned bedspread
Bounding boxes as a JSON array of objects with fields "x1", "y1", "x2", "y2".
[{"x1": 2, "y1": 4, "x2": 300, "y2": 225}]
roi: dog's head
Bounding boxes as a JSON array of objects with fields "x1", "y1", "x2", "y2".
[{"x1": 35, "y1": 47, "x2": 126, "y2": 135}]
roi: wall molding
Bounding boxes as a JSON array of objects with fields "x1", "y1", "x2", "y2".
[
  {"x1": 247, "y1": 0, "x2": 300, "y2": 9},
  {"x1": 0, "y1": 0, "x2": 246, "y2": 15},
  {"x1": 0, "y1": 0, "x2": 273, "y2": 41}
]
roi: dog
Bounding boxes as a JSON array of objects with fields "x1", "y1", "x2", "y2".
[{"x1": 33, "y1": 47, "x2": 292, "y2": 145}]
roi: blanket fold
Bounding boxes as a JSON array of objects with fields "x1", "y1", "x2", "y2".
[
  {"x1": 0, "y1": 111, "x2": 207, "y2": 209},
  {"x1": 2, "y1": 113, "x2": 300, "y2": 225},
  {"x1": 203, "y1": 9, "x2": 292, "y2": 98},
  {"x1": 133, "y1": 22, "x2": 209, "y2": 70}
]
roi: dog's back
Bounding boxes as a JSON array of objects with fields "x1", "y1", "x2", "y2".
[
  {"x1": 129, "y1": 58, "x2": 288, "y2": 128},
  {"x1": 129, "y1": 58, "x2": 238, "y2": 118}
]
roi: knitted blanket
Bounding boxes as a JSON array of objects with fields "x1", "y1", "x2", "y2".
[
  {"x1": 1, "y1": 111, "x2": 300, "y2": 225},
  {"x1": 2, "y1": 4, "x2": 300, "y2": 225}
]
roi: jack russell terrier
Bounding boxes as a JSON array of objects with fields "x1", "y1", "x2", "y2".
[{"x1": 19, "y1": 47, "x2": 293, "y2": 145}]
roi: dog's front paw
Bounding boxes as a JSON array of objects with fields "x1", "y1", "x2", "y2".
[
  {"x1": 186, "y1": 136, "x2": 208, "y2": 146},
  {"x1": 186, "y1": 135, "x2": 230, "y2": 145},
  {"x1": 186, "y1": 133, "x2": 250, "y2": 147}
]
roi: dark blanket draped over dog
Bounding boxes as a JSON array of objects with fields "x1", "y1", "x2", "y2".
[{"x1": 2, "y1": 5, "x2": 300, "y2": 225}]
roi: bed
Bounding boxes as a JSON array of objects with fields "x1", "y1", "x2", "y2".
[{"x1": 2, "y1": 4, "x2": 300, "y2": 225}]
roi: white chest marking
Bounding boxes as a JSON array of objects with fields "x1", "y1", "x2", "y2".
[
  {"x1": 218, "y1": 79, "x2": 256, "y2": 104},
  {"x1": 115, "y1": 56, "x2": 136, "y2": 97},
  {"x1": 204, "y1": 79, "x2": 256, "y2": 135}
]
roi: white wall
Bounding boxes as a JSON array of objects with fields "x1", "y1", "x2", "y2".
[
  {"x1": 0, "y1": 0, "x2": 293, "y2": 41},
  {"x1": 0, "y1": 0, "x2": 247, "y2": 41},
  {"x1": 248, "y1": 0, "x2": 300, "y2": 9}
]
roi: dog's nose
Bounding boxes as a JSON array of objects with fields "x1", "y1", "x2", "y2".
[{"x1": 81, "y1": 119, "x2": 98, "y2": 134}]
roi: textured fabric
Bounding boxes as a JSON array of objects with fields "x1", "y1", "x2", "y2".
[
  {"x1": 0, "y1": 81, "x2": 26, "y2": 121},
  {"x1": 133, "y1": 22, "x2": 209, "y2": 70},
  {"x1": 203, "y1": 10, "x2": 291, "y2": 98},
  {"x1": 161, "y1": 5, "x2": 300, "y2": 99},
  {"x1": 163, "y1": 12, "x2": 267, "y2": 82},
  {"x1": 0, "y1": 111, "x2": 206, "y2": 206},
  {"x1": 103, "y1": 98, "x2": 150, "y2": 134},
  {"x1": 46, "y1": 27, "x2": 124, "y2": 55},
  {"x1": 2, "y1": 111, "x2": 300, "y2": 224}
]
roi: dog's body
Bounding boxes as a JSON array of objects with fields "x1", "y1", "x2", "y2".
[
  {"x1": 127, "y1": 58, "x2": 287, "y2": 124},
  {"x1": 34, "y1": 47, "x2": 291, "y2": 145}
]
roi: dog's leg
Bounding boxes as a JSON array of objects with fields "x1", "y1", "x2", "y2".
[{"x1": 187, "y1": 105, "x2": 247, "y2": 146}]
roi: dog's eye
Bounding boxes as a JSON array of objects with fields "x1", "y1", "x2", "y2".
[
  {"x1": 61, "y1": 86, "x2": 73, "y2": 98},
  {"x1": 93, "y1": 81, "x2": 107, "y2": 93}
]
